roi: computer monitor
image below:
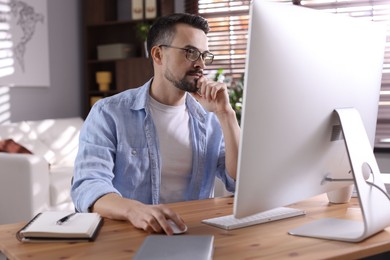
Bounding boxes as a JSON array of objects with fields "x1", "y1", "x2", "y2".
[{"x1": 234, "y1": 1, "x2": 390, "y2": 242}]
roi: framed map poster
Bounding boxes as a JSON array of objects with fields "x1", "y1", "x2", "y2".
[{"x1": 0, "y1": 0, "x2": 50, "y2": 87}]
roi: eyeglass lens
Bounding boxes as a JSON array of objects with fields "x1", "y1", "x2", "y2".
[{"x1": 186, "y1": 49, "x2": 213, "y2": 65}]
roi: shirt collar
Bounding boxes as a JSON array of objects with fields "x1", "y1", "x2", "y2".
[{"x1": 131, "y1": 78, "x2": 208, "y2": 122}]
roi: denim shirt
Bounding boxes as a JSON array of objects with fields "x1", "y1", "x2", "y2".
[{"x1": 71, "y1": 79, "x2": 236, "y2": 212}]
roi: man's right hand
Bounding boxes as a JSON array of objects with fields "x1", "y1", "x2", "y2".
[{"x1": 91, "y1": 193, "x2": 186, "y2": 235}]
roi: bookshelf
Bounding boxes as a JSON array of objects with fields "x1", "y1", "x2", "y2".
[{"x1": 82, "y1": 0, "x2": 174, "y2": 117}]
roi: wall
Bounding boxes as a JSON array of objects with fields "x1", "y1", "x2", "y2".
[{"x1": 0, "y1": 0, "x2": 82, "y2": 123}]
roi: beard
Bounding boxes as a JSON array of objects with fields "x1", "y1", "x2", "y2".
[{"x1": 164, "y1": 68, "x2": 201, "y2": 93}]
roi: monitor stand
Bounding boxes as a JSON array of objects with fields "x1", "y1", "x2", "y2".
[{"x1": 288, "y1": 108, "x2": 390, "y2": 242}]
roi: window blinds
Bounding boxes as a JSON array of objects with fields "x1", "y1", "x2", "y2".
[{"x1": 191, "y1": 0, "x2": 390, "y2": 148}]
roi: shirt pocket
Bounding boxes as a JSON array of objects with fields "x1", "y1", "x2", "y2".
[
  {"x1": 115, "y1": 146, "x2": 151, "y2": 188},
  {"x1": 127, "y1": 147, "x2": 150, "y2": 174}
]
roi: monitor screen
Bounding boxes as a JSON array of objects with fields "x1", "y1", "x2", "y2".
[{"x1": 234, "y1": 0, "x2": 386, "y2": 232}]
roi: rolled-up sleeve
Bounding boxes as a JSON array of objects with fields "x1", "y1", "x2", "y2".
[{"x1": 71, "y1": 102, "x2": 121, "y2": 212}]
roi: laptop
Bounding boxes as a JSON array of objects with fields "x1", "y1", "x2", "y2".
[{"x1": 134, "y1": 235, "x2": 214, "y2": 260}]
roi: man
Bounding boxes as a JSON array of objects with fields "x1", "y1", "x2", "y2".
[{"x1": 71, "y1": 13, "x2": 240, "y2": 235}]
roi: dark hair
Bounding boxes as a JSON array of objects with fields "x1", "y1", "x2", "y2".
[{"x1": 146, "y1": 13, "x2": 210, "y2": 57}]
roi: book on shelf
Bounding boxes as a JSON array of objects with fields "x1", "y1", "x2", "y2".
[{"x1": 16, "y1": 211, "x2": 103, "y2": 242}]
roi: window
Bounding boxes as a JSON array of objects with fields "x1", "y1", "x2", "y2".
[
  {"x1": 295, "y1": 0, "x2": 390, "y2": 150},
  {"x1": 187, "y1": 0, "x2": 390, "y2": 149},
  {"x1": 0, "y1": 0, "x2": 14, "y2": 78},
  {"x1": 196, "y1": 0, "x2": 250, "y2": 80},
  {"x1": 0, "y1": 0, "x2": 14, "y2": 123}
]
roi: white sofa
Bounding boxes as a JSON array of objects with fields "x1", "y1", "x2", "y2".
[{"x1": 0, "y1": 117, "x2": 83, "y2": 224}]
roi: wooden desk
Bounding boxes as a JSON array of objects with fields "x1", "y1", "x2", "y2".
[{"x1": 1, "y1": 195, "x2": 390, "y2": 259}]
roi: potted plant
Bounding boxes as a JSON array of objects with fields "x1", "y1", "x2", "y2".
[
  {"x1": 214, "y1": 69, "x2": 244, "y2": 124},
  {"x1": 136, "y1": 22, "x2": 151, "y2": 58},
  {"x1": 229, "y1": 76, "x2": 244, "y2": 124}
]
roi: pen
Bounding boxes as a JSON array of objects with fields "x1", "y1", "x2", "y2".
[{"x1": 56, "y1": 212, "x2": 77, "y2": 225}]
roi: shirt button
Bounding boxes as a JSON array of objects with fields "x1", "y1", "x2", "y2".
[{"x1": 131, "y1": 150, "x2": 137, "y2": 156}]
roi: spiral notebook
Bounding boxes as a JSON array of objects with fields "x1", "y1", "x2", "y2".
[{"x1": 16, "y1": 211, "x2": 103, "y2": 242}]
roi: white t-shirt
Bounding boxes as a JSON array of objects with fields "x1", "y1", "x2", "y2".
[{"x1": 149, "y1": 96, "x2": 192, "y2": 203}]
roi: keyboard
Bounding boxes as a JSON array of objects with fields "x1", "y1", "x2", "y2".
[{"x1": 202, "y1": 207, "x2": 305, "y2": 230}]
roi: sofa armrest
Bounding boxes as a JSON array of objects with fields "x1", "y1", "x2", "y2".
[{"x1": 0, "y1": 153, "x2": 50, "y2": 224}]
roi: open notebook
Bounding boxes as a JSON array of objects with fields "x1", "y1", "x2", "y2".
[{"x1": 16, "y1": 211, "x2": 103, "y2": 242}]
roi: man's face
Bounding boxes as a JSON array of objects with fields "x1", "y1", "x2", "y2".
[{"x1": 162, "y1": 24, "x2": 209, "y2": 93}]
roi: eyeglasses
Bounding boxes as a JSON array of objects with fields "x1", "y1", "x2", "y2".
[{"x1": 159, "y1": 45, "x2": 214, "y2": 65}]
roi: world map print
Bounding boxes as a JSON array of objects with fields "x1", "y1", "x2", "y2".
[
  {"x1": 10, "y1": 0, "x2": 44, "y2": 72},
  {"x1": 0, "y1": 0, "x2": 49, "y2": 87}
]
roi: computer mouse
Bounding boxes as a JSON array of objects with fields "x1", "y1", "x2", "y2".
[{"x1": 167, "y1": 219, "x2": 188, "y2": 235}]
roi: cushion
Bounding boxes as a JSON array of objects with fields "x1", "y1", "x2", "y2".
[
  {"x1": 0, "y1": 121, "x2": 54, "y2": 162},
  {"x1": 16, "y1": 138, "x2": 55, "y2": 163},
  {"x1": 26, "y1": 117, "x2": 84, "y2": 167},
  {"x1": 0, "y1": 121, "x2": 31, "y2": 142},
  {"x1": 49, "y1": 166, "x2": 74, "y2": 206},
  {"x1": 0, "y1": 139, "x2": 32, "y2": 154}
]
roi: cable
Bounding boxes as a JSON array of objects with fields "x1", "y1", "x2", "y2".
[{"x1": 365, "y1": 180, "x2": 390, "y2": 201}]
